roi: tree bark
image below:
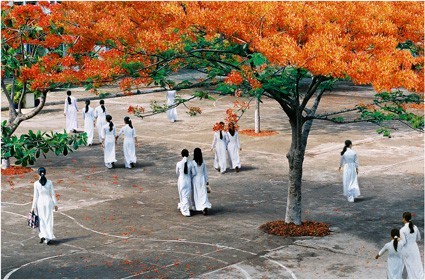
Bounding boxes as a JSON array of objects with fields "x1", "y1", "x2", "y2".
[
  {"x1": 6, "y1": 90, "x2": 48, "y2": 136},
  {"x1": 254, "y1": 98, "x2": 260, "y2": 133},
  {"x1": 285, "y1": 112, "x2": 306, "y2": 225}
]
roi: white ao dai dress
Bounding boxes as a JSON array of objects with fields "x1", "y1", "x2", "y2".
[
  {"x1": 166, "y1": 90, "x2": 178, "y2": 122},
  {"x1": 83, "y1": 106, "x2": 95, "y2": 145},
  {"x1": 31, "y1": 180, "x2": 58, "y2": 241},
  {"x1": 118, "y1": 125, "x2": 137, "y2": 168},
  {"x1": 211, "y1": 131, "x2": 228, "y2": 173},
  {"x1": 176, "y1": 157, "x2": 193, "y2": 216},
  {"x1": 339, "y1": 148, "x2": 360, "y2": 201},
  {"x1": 400, "y1": 223, "x2": 424, "y2": 279},
  {"x1": 64, "y1": 96, "x2": 78, "y2": 132},
  {"x1": 378, "y1": 240, "x2": 404, "y2": 279},
  {"x1": 101, "y1": 124, "x2": 117, "y2": 168},
  {"x1": 227, "y1": 131, "x2": 241, "y2": 169},
  {"x1": 94, "y1": 106, "x2": 108, "y2": 142},
  {"x1": 191, "y1": 161, "x2": 212, "y2": 211}
]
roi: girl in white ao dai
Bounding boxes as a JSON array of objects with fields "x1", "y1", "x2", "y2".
[
  {"x1": 376, "y1": 228, "x2": 404, "y2": 279},
  {"x1": 64, "y1": 90, "x2": 78, "y2": 132},
  {"x1": 338, "y1": 140, "x2": 360, "y2": 202},
  {"x1": 192, "y1": 148, "x2": 211, "y2": 215},
  {"x1": 102, "y1": 115, "x2": 117, "y2": 169},
  {"x1": 31, "y1": 167, "x2": 58, "y2": 245},
  {"x1": 117, "y1": 117, "x2": 138, "y2": 169},
  {"x1": 176, "y1": 149, "x2": 194, "y2": 217},
  {"x1": 226, "y1": 122, "x2": 241, "y2": 172},
  {"x1": 82, "y1": 100, "x2": 95, "y2": 145},
  {"x1": 211, "y1": 122, "x2": 228, "y2": 174},
  {"x1": 94, "y1": 100, "x2": 108, "y2": 143},
  {"x1": 166, "y1": 90, "x2": 178, "y2": 122},
  {"x1": 400, "y1": 212, "x2": 424, "y2": 279}
]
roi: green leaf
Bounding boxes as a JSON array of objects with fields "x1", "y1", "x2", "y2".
[{"x1": 250, "y1": 53, "x2": 267, "y2": 67}]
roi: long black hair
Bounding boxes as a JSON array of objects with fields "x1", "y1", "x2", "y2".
[
  {"x1": 100, "y1": 99, "x2": 105, "y2": 113},
  {"x1": 403, "y1": 212, "x2": 415, "y2": 233},
  {"x1": 181, "y1": 149, "x2": 189, "y2": 174},
  {"x1": 228, "y1": 123, "x2": 235, "y2": 136},
  {"x1": 67, "y1": 90, "x2": 72, "y2": 105},
  {"x1": 85, "y1": 100, "x2": 90, "y2": 113},
  {"x1": 193, "y1": 147, "x2": 203, "y2": 166},
  {"x1": 341, "y1": 140, "x2": 352, "y2": 156},
  {"x1": 38, "y1": 167, "x2": 47, "y2": 186},
  {"x1": 391, "y1": 228, "x2": 400, "y2": 251},
  {"x1": 124, "y1": 116, "x2": 133, "y2": 129},
  {"x1": 219, "y1": 121, "x2": 225, "y2": 140},
  {"x1": 106, "y1": 114, "x2": 114, "y2": 131}
]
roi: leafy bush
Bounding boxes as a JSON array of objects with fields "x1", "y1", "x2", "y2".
[{"x1": 1, "y1": 120, "x2": 87, "y2": 166}]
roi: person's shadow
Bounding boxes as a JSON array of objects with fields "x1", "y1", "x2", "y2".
[{"x1": 49, "y1": 235, "x2": 90, "y2": 246}]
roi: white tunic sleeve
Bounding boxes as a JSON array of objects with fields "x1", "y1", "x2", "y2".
[
  {"x1": 94, "y1": 107, "x2": 98, "y2": 119},
  {"x1": 224, "y1": 133, "x2": 229, "y2": 148},
  {"x1": 236, "y1": 132, "x2": 240, "y2": 149},
  {"x1": 73, "y1": 97, "x2": 78, "y2": 111},
  {"x1": 339, "y1": 155, "x2": 345, "y2": 168},
  {"x1": 378, "y1": 242, "x2": 390, "y2": 257},
  {"x1": 101, "y1": 126, "x2": 106, "y2": 140},
  {"x1": 49, "y1": 181, "x2": 58, "y2": 206},
  {"x1": 118, "y1": 127, "x2": 125, "y2": 138},
  {"x1": 203, "y1": 163, "x2": 209, "y2": 183},
  {"x1": 211, "y1": 133, "x2": 217, "y2": 149},
  {"x1": 190, "y1": 161, "x2": 196, "y2": 178},
  {"x1": 64, "y1": 99, "x2": 68, "y2": 114},
  {"x1": 31, "y1": 182, "x2": 39, "y2": 210},
  {"x1": 354, "y1": 152, "x2": 359, "y2": 168},
  {"x1": 416, "y1": 226, "x2": 421, "y2": 242},
  {"x1": 176, "y1": 162, "x2": 180, "y2": 176}
]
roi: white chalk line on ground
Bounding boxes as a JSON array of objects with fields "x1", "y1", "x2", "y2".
[
  {"x1": 261, "y1": 257, "x2": 297, "y2": 279},
  {"x1": 3, "y1": 252, "x2": 85, "y2": 279},
  {"x1": 2, "y1": 210, "x2": 27, "y2": 218},
  {"x1": 233, "y1": 264, "x2": 252, "y2": 279},
  {"x1": 141, "y1": 135, "x2": 285, "y2": 157},
  {"x1": 59, "y1": 211, "x2": 257, "y2": 256},
  {"x1": 58, "y1": 212, "x2": 129, "y2": 239},
  {"x1": 362, "y1": 155, "x2": 424, "y2": 175},
  {"x1": 1, "y1": 201, "x2": 32, "y2": 206}
]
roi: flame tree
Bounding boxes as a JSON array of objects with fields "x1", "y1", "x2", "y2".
[{"x1": 3, "y1": 2, "x2": 423, "y2": 223}]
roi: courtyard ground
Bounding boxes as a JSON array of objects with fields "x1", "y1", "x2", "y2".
[{"x1": 1, "y1": 80, "x2": 424, "y2": 279}]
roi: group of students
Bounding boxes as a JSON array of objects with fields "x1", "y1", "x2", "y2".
[
  {"x1": 375, "y1": 212, "x2": 423, "y2": 279},
  {"x1": 63, "y1": 91, "x2": 138, "y2": 169},
  {"x1": 211, "y1": 122, "x2": 242, "y2": 174},
  {"x1": 176, "y1": 148, "x2": 212, "y2": 217}
]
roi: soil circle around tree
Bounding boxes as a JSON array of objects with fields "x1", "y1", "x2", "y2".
[
  {"x1": 1, "y1": 165, "x2": 33, "y2": 176},
  {"x1": 260, "y1": 220, "x2": 331, "y2": 237}
]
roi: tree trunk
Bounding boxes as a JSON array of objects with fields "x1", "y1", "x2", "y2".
[
  {"x1": 2, "y1": 158, "x2": 10, "y2": 169},
  {"x1": 285, "y1": 121, "x2": 305, "y2": 225},
  {"x1": 254, "y1": 98, "x2": 260, "y2": 133}
]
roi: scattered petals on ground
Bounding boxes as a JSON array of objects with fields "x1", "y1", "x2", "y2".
[
  {"x1": 260, "y1": 220, "x2": 331, "y2": 237},
  {"x1": 239, "y1": 129, "x2": 278, "y2": 137},
  {"x1": 1, "y1": 166, "x2": 33, "y2": 176}
]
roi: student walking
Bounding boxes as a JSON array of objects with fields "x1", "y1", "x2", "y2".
[
  {"x1": 338, "y1": 140, "x2": 360, "y2": 202},
  {"x1": 375, "y1": 228, "x2": 404, "y2": 279},
  {"x1": 63, "y1": 90, "x2": 78, "y2": 133},
  {"x1": 211, "y1": 122, "x2": 228, "y2": 174},
  {"x1": 117, "y1": 116, "x2": 138, "y2": 169},
  {"x1": 83, "y1": 100, "x2": 95, "y2": 145},
  {"x1": 166, "y1": 90, "x2": 178, "y2": 122},
  {"x1": 227, "y1": 122, "x2": 241, "y2": 172},
  {"x1": 101, "y1": 115, "x2": 117, "y2": 169},
  {"x1": 94, "y1": 100, "x2": 108, "y2": 143},
  {"x1": 176, "y1": 149, "x2": 193, "y2": 217},
  {"x1": 191, "y1": 148, "x2": 211, "y2": 215},
  {"x1": 399, "y1": 212, "x2": 424, "y2": 279},
  {"x1": 31, "y1": 167, "x2": 58, "y2": 245}
]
